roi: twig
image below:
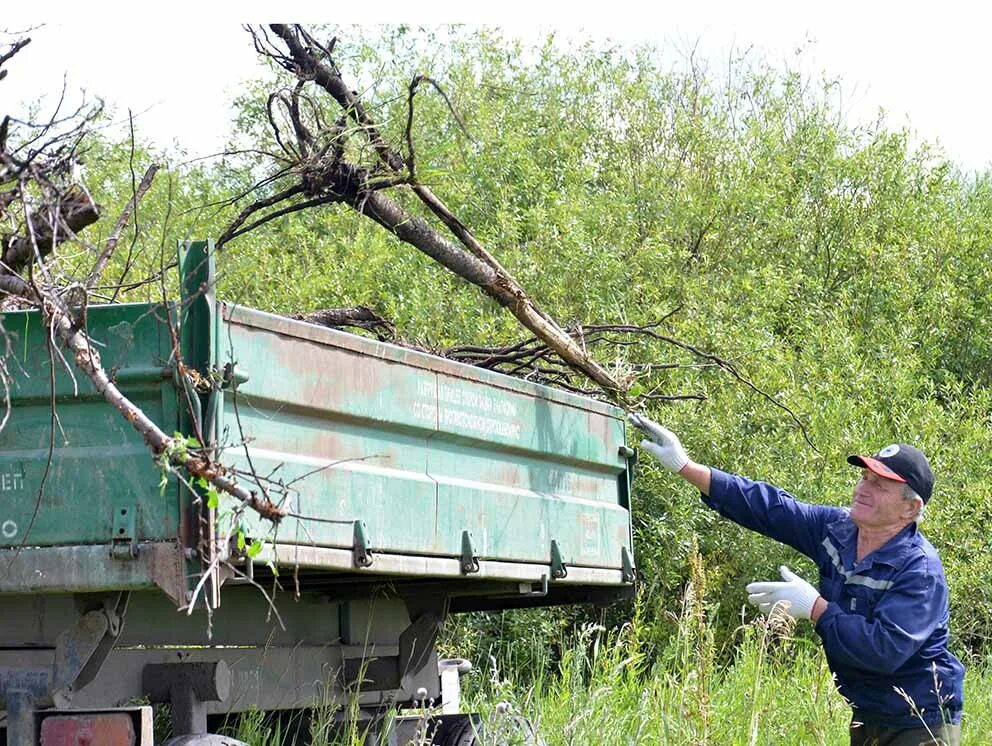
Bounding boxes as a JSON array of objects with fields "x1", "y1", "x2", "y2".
[
  {"x1": 216, "y1": 184, "x2": 306, "y2": 248},
  {"x1": 86, "y1": 163, "x2": 159, "y2": 291},
  {"x1": 108, "y1": 114, "x2": 151, "y2": 300},
  {"x1": 0, "y1": 37, "x2": 31, "y2": 74}
]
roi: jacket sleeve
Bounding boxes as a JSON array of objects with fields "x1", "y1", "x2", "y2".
[
  {"x1": 814, "y1": 556, "x2": 943, "y2": 674},
  {"x1": 703, "y1": 468, "x2": 844, "y2": 560}
]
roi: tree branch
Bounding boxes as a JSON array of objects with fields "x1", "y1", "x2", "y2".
[
  {"x1": 86, "y1": 164, "x2": 159, "y2": 290},
  {"x1": 234, "y1": 25, "x2": 628, "y2": 400},
  {"x1": 2, "y1": 186, "x2": 100, "y2": 274}
]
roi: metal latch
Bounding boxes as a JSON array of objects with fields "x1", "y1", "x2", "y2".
[
  {"x1": 621, "y1": 546, "x2": 637, "y2": 583},
  {"x1": 550, "y1": 539, "x2": 568, "y2": 579},
  {"x1": 517, "y1": 574, "x2": 549, "y2": 598},
  {"x1": 111, "y1": 506, "x2": 138, "y2": 560},
  {"x1": 460, "y1": 531, "x2": 480, "y2": 574},
  {"x1": 353, "y1": 520, "x2": 373, "y2": 568},
  {"x1": 221, "y1": 361, "x2": 249, "y2": 390}
]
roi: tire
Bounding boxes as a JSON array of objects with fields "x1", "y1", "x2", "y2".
[{"x1": 431, "y1": 717, "x2": 476, "y2": 746}]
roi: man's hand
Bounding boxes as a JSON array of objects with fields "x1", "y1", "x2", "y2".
[
  {"x1": 628, "y1": 413, "x2": 690, "y2": 473},
  {"x1": 746, "y1": 566, "x2": 822, "y2": 621}
]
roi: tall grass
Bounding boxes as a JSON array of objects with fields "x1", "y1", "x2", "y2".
[
  {"x1": 459, "y1": 568, "x2": 851, "y2": 744},
  {"x1": 453, "y1": 547, "x2": 990, "y2": 745},
  {"x1": 225, "y1": 549, "x2": 992, "y2": 744},
  {"x1": 226, "y1": 629, "x2": 990, "y2": 745}
]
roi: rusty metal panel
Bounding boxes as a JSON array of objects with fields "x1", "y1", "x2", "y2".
[
  {"x1": 0, "y1": 304, "x2": 180, "y2": 551},
  {"x1": 220, "y1": 305, "x2": 633, "y2": 580}
]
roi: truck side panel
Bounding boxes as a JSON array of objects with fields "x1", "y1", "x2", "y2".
[
  {"x1": 221, "y1": 305, "x2": 632, "y2": 574},
  {"x1": 0, "y1": 304, "x2": 179, "y2": 549}
]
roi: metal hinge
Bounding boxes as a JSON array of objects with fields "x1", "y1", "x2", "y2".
[{"x1": 111, "y1": 505, "x2": 138, "y2": 560}]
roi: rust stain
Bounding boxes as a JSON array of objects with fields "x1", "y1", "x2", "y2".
[
  {"x1": 270, "y1": 335, "x2": 385, "y2": 404},
  {"x1": 494, "y1": 463, "x2": 524, "y2": 490}
]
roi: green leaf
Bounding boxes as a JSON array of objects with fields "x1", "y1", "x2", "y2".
[
  {"x1": 206, "y1": 487, "x2": 219, "y2": 510},
  {"x1": 236, "y1": 530, "x2": 246, "y2": 552},
  {"x1": 247, "y1": 539, "x2": 264, "y2": 558}
]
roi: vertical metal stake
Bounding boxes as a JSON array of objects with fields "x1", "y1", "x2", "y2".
[{"x1": 621, "y1": 546, "x2": 636, "y2": 583}]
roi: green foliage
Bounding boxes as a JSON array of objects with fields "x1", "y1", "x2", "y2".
[
  {"x1": 81, "y1": 24, "x2": 992, "y2": 671},
  {"x1": 223, "y1": 556, "x2": 992, "y2": 744},
  {"x1": 223, "y1": 708, "x2": 286, "y2": 746},
  {"x1": 456, "y1": 572, "x2": 992, "y2": 744}
]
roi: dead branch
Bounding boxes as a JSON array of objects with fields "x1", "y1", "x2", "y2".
[
  {"x1": 287, "y1": 306, "x2": 718, "y2": 403},
  {"x1": 301, "y1": 306, "x2": 809, "y2": 438},
  {"x1": 222, "y1": 24, "x2": 626, "y2": 401},
  {"x1": 0, "y1": 37, "x2": 31, "y2": 82},
  {"x1": 224, "y1": 26, "x2": 815, "y2": 444},
  {"x1": 86, "y1": 164, "x2": 159, "y2": 290},
  {"x1": 602, "y1": 322, "x2": 818, "y2": 450},
  {"x1": 2, "y1": 186, "x2": 100, "y2": 273},
  {"x1": 293, "y1": 306, "x2": 396, "y2": 341}
]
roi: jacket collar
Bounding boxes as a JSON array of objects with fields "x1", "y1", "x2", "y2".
[{"x1": 826, "y1": 514, "x2": 918, "y2": 570}]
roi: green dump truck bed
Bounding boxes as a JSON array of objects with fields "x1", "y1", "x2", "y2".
[{"x1": 0, "y1": 244, "x2": 635, "y2": 610}]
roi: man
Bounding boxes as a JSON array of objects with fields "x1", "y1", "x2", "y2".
[{"x1": 630, "y1": 414, "x2": 964, "y2": 746}]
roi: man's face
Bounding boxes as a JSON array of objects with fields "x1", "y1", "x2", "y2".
[{"x1": 850, "y1": 469, "x2": 920, "y2": 530}]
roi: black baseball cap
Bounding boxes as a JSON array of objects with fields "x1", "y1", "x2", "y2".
[{"x1": 847, "y1": 444, "x2": 935, "y2": 503}]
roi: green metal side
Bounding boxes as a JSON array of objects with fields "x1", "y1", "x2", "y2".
[
  {"x1": 0, "y1": 303, "x2": 180, "y2": 550},
  {"x1": 0, "y1": 252, "x2": 635, "y2": 599},
  {"x1": 220, "y1": 304, "x2": 634, "y2": 579}
]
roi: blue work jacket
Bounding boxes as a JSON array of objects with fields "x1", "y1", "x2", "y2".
[{"x1": 704, "y1": 469, "x2": 964, "y2": 728}]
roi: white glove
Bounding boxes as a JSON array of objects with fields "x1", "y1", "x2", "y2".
[
  {"x1": 746, "y1": 566, "x2": 821, "y2": 620},
  {"x1": 628, "y1": 413, "x2": 690, "y2": 473}
]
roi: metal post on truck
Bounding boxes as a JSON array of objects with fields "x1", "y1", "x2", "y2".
[{"x1": 177, "y1": 239, "x2": 223, "y2": 611}]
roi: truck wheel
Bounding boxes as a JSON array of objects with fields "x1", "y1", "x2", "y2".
[
  {"x1": 161, "y1": 736, "x2": 250, "y2": 746},
  {"x1": 430, "y1": 718, "x2": 475, "y2": 746}
]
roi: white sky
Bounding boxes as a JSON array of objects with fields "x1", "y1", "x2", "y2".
[{"x1": 3, "y1": 1, "x2": 991, "y2": 171}]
